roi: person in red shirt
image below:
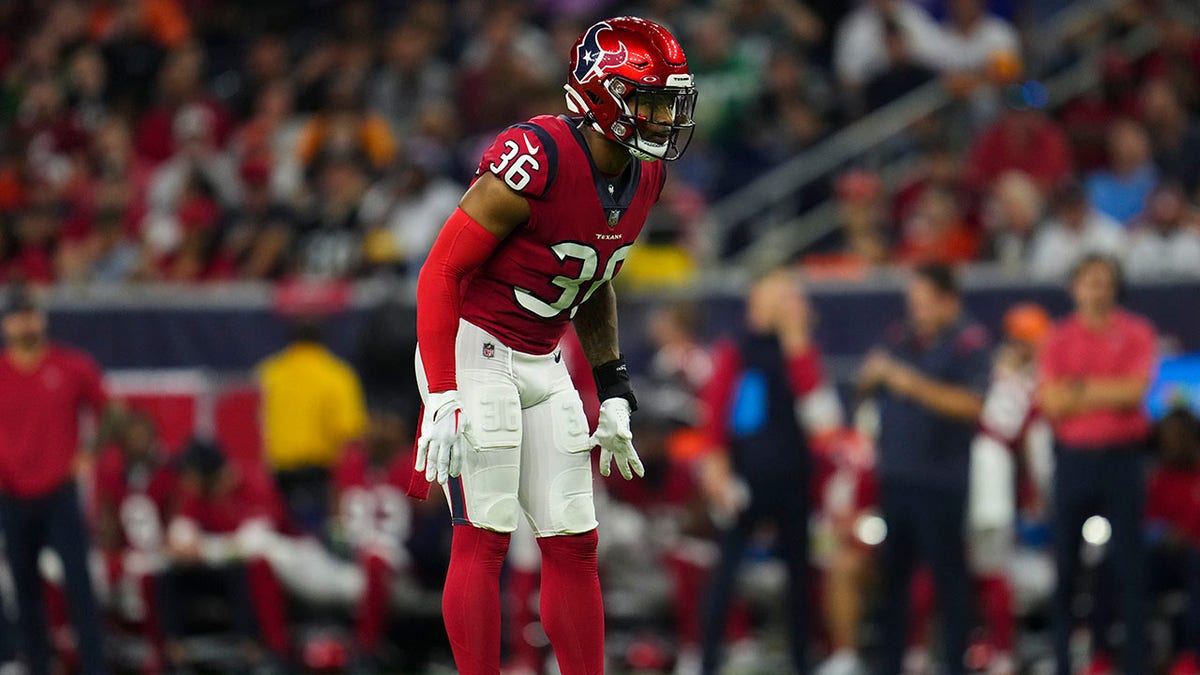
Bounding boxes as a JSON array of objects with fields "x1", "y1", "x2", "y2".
[
  {"x1": 0, "y1": 284, "x2": 109, "y2": 675},
  {"x1": 1038, "y1": 254, "x2": 1158, "y2": 675},
  {"x1": 159, "y1": 440, "x2": 291, "y2": 671},
  {"x1": 964, "y1": 103, "x2": 1073, "y2": 194},
  {"x1": 93, "y1": 410, "x2": 178, "y2": 670},
  {"x1": 330, "y1": 410, "x2": 414, "y2": 670},
  {"x1": 1144, "y1": 408, "x2": 1200, "y2": 675}
]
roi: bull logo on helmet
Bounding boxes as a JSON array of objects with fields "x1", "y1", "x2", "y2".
[{"x1": 573, "y1": 21, "x2": 628, "y2": 85}]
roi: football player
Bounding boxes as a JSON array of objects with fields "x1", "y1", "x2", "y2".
[
  {"x1": 331, "y1": 409, "x2": 414, "y2": 668},
  {"x1": 410, "y1": 16, "x2": 696, "y2": 675},
  {"x1": 92, "y1": 411, "x2": 178, "y2": 669}
]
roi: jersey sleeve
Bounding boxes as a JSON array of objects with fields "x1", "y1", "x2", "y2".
[{"x1": 476, "y1": 122, "x2": 558, "y2": 200}]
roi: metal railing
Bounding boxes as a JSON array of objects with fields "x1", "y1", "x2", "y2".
[{"x1": 703, "y1": 0, "x2": 1142, "y2": 270}]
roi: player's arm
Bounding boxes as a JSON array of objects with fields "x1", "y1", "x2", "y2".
[
  {"x1": 415, "y1": 172, "x2": 527, "y2": 392},
  {"x1": 574, "y1": 281, "x2": 643, "y2": 478},
  {"x1": 573, "y1": 281, "x2": 620, "y2": 367}
]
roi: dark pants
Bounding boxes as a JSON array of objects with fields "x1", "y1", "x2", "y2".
[
  {"x1": 700, "y1": 478, "x2": 809, "y2": 674},
  {"x1": 1052, "y1": 447, "x2": 1146, "y2": 675},
  {"x1": 0, "y1": 481, "x2": 106, "y2": 675},
  {"x1": 876, "y1": 481, "x2": 971, "y2": 675},
  {"x1": 156, "y1": 564, "x2": 258, "y2": 642},
  {"x1": 273, "y1": 466, "x2": 331, "y2": 535},
  {"x1": 1139, "y1": 542, "x2": 1200, "y2": 658}
]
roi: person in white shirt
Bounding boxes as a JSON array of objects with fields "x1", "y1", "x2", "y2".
[
  {"x1": 1124, "y1": 181, "x2": 1200, "y2": 280},
  {"x1": 930, "y1": 0, "x2": 1020, "y2": 75},
  {"x1": 834, "y1": 0, "x2": 942, "y2": 91},
  {"x1": 1027, "y1": 182, "x2": 1125, "y2": 281}
]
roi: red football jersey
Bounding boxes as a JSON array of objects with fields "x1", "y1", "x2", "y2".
[
  {"x1": 94, "y1": 447, "x2": 179, "y2": 551},
  {"x1": 178, "y1": 464, "x2": 285, "y2": 534},
  {"x1": 333, "y1": 447, "x2": 412, "y2": 548},
  {"x1": 460, "y1": 114, "x2": 666, "y2": 355}
]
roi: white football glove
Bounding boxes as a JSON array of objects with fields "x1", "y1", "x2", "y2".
[
  {"x1": 416, "y1": 390, "x2": 467, "y2": 485},
  {"x1": 590, "y1": 398, "x2": 645, "y2": 480}
]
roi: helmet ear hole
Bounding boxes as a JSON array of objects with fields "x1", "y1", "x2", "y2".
[{"x1": 585, "y1": 91, "x2": 603, "y2": 105}]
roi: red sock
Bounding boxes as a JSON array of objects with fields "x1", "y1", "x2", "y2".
[
  {"x1": 138, "y1": 572, "x2": 165, "y2": 652},
  {"x1": 246, "y1": 557, "x2": 291, "y2": 656},
  {"x1": 356, "y1": 552, "x2": 393, "y2": 653},
  {"x1": 977, "y1": 574, "x2": 1014, "y2": 652},
  {"x1": 537, "y1": 530, "x2": 604, "y2": 675},
  {"x1": 506, "y1": 567, "x2": 542, "y2": 670},
  {"x1": 443, "y1": 525, "x2": 510, "y2": 675}
]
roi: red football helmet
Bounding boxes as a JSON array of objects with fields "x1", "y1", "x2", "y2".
[{"x1": 565, "y1": 17, "x2": 697, "y2": 162}]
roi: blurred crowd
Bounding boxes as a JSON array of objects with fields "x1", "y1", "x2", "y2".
[{"x1": 0, "y1": 0, "x2": 1198, "y2": 288}]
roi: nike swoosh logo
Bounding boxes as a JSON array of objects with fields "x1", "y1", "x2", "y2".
[{"x1": 523, "y1": 134, "x2": 540, "y2": 155}]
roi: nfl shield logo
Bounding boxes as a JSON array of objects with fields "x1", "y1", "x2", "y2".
[
  {"x1": 482, "y1": 342, "x2": 495, "y2": 358},
  {"x1": 607, "y1": 210, "x2": 621, "y2": 227}
]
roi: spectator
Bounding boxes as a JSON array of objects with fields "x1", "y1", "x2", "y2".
[
  {"x1": 1027, "y1": 180, "x2": 1125, "y2": 281},
  {"x1": 212, "y1": 158, "x2": 295, "y2": 281},
  {"x1": 863, "y1": 14, "x2": 938, "y2": 112},
  {"x1": 893, "y1": 141, "x2": 973, "y2": 227},
  {"x1": 856, "y1": 263, "x2": 990, "y2": 675},
  {"x1": 964, "y1": 96, "x2": 1072, "y2": 192},
  {"x1": 699, "y1": 270, "x2": 843, "y2": 675},
  {"x1": 256, "y1": 318, "x2": 368, "y2": 534},
  {"x1": 1038, "y1": 254, "x2": 1157, "y2": 675},
  {"x1": 296, "y1": 75, "x2": 398, "y2": 175},
  {"x1": 930, "y1": 0, "x2": 1019, "y2": 75},
  {"x1": 0, "y1": 285, "x2": 110, "y2": 675},
  {"x1": 686, "y1": 10, "x2": 765, "y2": 149},
  {"x1": 895, "y1": 185, "x2": 980, "y2": 264},
  {"x1": 160, "y1": 439, "x2": 291, "y2": 670},
  {"x1": 1144, "y1": 407, "x2": 1200, "y2": 675},
  {"x1": 833, "y1": 0, "x2": 941, "y2": 107},
  {"x1": 1124, "y1": 181, "x2": 1200, "y2": 280},
  {"x1": 142, "y1": 104, "x2": 240, "y2": 271},
  {"x1": 455, "y1": 4, "x2": 553, "y2": 135},
  {"x1": 133, "y1": 44, "x2": 232, "y2": 164},
  {"x1": 231, "y1": 80, "x2": 305, "y2": 204},
  {"x1": 1058, "y1": 51, "x2": 1142, "y2": 173},
  {"x1": 331, "y1": 408, "x2": 416, "y2": 671},
  {"x1": 1085, "y1": 119, "x2": 1159, "y2": 224},
  {"x1": 983, "y1": 170, "x2": 1043, "y2": 273},
  {"x1": 804, "y1": 169, "x2": 891, "y2": 273},
  {"x1": 1140, "y1": 79, "x2": 1200, "y2": 196},
  {"x1": 294, "y1": 154, "x2": 371, "y2": 279},
  {"x1": 92, "y1": 410, "x2": 177, "y2": 671},
  {"x1": 359, "y1": 142, "x2": 460, "y2": 278},
  {"x1": 366, "y1": 21, "x2": 454, "y2": 139}
]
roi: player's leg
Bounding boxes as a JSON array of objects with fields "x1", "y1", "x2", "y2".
[
  {"x1": 43, "y1": 482, "x2": 106, "y2": 675},
  {"x1": 354, "y1": 551, "x2": 391, "y2": 658},
  {"x1": 417, "y1": 322, "x2": 524, "y2": 674},
  {"x1": 970, "y1": 527, "x2": 1015, "y2": 672},
  {"x1": 243, "y1": 557, "x2": 291, "y2": 658},
  {"x1": 517, "y1": 383, "x2": 602, "y2": 675}
]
